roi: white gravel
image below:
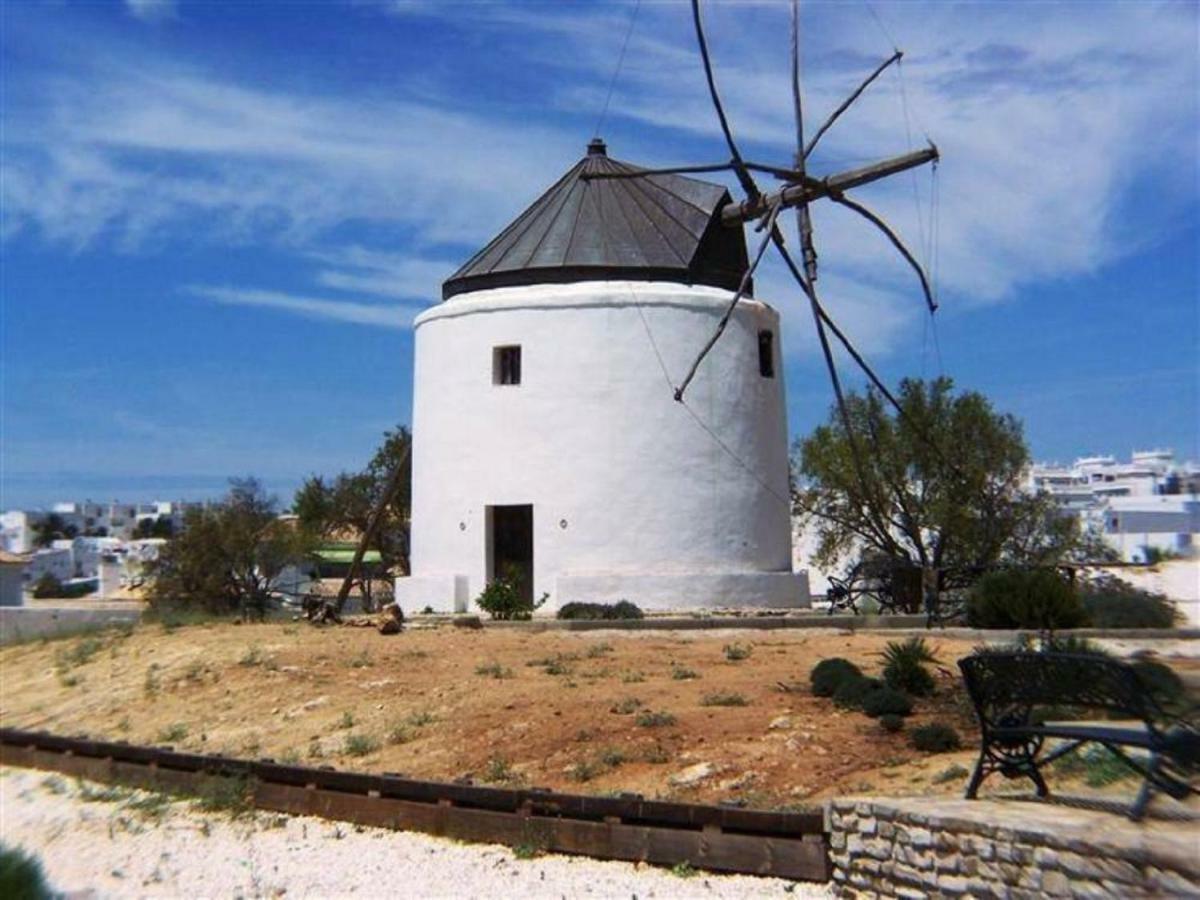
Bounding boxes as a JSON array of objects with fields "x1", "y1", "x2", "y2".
[{"x1": 0, "y1": 767, "x2": 831, "y2": 899}]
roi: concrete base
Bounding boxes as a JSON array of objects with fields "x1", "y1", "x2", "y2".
[
  {"x1": 395, "y1": 570, "x2": 811, "y2": 615},
  {"x1": 556, "y1": 570, "x2": 810, "y2": 611}
]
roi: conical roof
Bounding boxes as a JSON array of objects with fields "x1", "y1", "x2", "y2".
[{"x1": 442, "y1": 139, "x2": 750, "y2": 300}]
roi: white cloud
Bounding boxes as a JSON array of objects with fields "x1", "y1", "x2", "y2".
[
  {"x1": 185, "y1": 285, "x2": 424, "y2": 329},
  {"x1": 125, "y1": 0, "x2": 176, "y2": 23}
]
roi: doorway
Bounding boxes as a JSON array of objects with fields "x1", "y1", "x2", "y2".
[{"x1": 488, "y1": 504, "x2": 533, "y2": 602}]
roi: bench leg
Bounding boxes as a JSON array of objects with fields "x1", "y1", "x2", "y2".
[
  {"x1": 965, "y1": 749, "x2": 989, "y2": 799},
  {"x1": 1130, "y1": 754, "x2": 1159, "y2": 821},
  {"x1": 1028, "y1": 763, "x2": 1049, "y2": 798}
]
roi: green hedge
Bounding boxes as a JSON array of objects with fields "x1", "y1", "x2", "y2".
[{"x1": 966, "y1": 569, "x2": 1086, "y2": 630}]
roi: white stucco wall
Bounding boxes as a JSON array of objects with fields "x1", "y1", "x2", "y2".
[{"x1": 396, "y1": 281, "x2": 806, "y2": 613}]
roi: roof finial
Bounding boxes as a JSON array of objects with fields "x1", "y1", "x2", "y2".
[{"x1": 587, "y1": 137, "x2": 608, "y2": 157}]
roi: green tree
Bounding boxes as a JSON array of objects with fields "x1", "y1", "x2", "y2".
[
  {"x1": 792, "y1": 377, "x2": 1081, "y2": 609},
  {"x1": 294, "y1": 426, "x2": 412, "y2": 577},
  {"x1": 133, "y1": 516, "x2": 175, "y2": 540},
  {"x1": 148, "y1": 478, "x2": 313, "y2": 619},
  {"x1": 32, "y1": 514, "x2": 77, "y2": 547}
]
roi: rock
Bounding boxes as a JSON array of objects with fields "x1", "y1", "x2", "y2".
[
  {"x1": 719, "y1": 771, "x2": 759, "y2": 791},
  {"x1": 768, "y1": 716, "x2": 792, "y2": 730},
  {"x1": 668, "y1": 762, "x2": 717, "y2": 787}
]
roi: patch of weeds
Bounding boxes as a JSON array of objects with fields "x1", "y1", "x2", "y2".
[
  {"x1": 671, "y1": 861, "x2": 698, "y2": 879},
  {"x1": 406, "y1": 710, "x2": 436, "y2": 728},
  {"x1": 570, "y1": 759, "x2": 603, "y2": 783},
  {"x1": 484, "y1": 756, "x2": 523, "y2": 785},
  {"x1": 117, "y1": 717, "x2": 131, "y2": 733},
  {"x1": 474, "y1": 661, "x2": 514, "y2": 679},
  {"x1": 183, "y1": 660, "x2": 209, "y2": 683},
  {"x1": 344, "y1": 733, "x2": 381, "y2": 757},
  {"x1": 57, "y1": 672, "x2": 81, "y2": 688},
  {"x1": 124, "y1": 791, "x2": 172, "y2": 823},
  {"x1": 40, "y1": 775, "x2": 67, "y2": 795},
  {"x1": 307, "y1": 741, "x2": 325, "y2": 760},
  {"x1": 387, "y1": 724, "x2": 413, "y2": 745},
  {"x1": 279, "y1": 749, "x2": 301, "y2": 765},
  {"x1": 643, "y1": 744, "x2": 670, "y2": 764},
  {"x1": 723, "y1": 643, "x2": 753, "y2": 662},
  {"x1": 599, "y1": 747, "x2": 627, "y2": 769},
  {"x1": 77, "y1": 780, "x2": 134, "y2": 804},
  {"x1": 512, "y1": 843, "x2": 542, "y2": 860},
  {"x1": 544, "y1": 658, "x2": 574, "y2": 676},
  {"x1": 400, "y1": 649, "x2": 430, "y2": 660},
  {"x1": 932, "y1": 764, "x2": 970, "y2": 785},
  {"x1": 1052, "y1": 745, "x2": 1137, "y2": 787},
  {"x1": 238, "y1": 645, "x2": 267, "y2": 667},
  {"x1": 574, "y1": 728, "x2": 597, "y2": 743},
  {"x1": 156, "y1": 723, "x2": 188, "y2": 744},
  {"x1": 610, "y1": 697, "x2": 643, "y2": 715},
  {"x1": 586, "y1": 642, "x2": 614, "y2": 658},
  {"x1": 348, "y1": 651, "x2": 373, "y2": 669},
  {"x1": 620, "y1": 670, "x2": 646, "y2": 683},
  {"x1": 143, "y1": 664, "x2": 161, "y2": 697},
  {"x1": 700, "y1": 691, "x2": 748, "y2": 707},
  {"x1": 337, "y1": 711, "x2": 356, "y2": 730},
  {"x1": 192, "y1": 774, "x2": 255, "y2": 818},
  {"x1": 55, "y1": 636, "x2": 103, "y2": 671},
  {"x1": 671, "y1": 665, "x2": 699, "y2": 681},
  {"x1": 636, "y1": 710, "x2": 677, "y2": 728}
]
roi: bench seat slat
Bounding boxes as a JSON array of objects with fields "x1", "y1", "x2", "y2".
[{"x1": 994, "y1": 724, "x2": 1154, "y2": 748}]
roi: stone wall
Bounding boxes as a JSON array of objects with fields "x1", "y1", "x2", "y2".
[
  {"x1": 0, "y1": 606, "x2": 141, "y2": 645},
  {"x1": 827, "y1": 797, "x2": 1198, "y2": 898}
]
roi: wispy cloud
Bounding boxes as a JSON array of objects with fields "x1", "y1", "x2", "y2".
[
  {"x1": 125, "y1": 0, "x2": 176, "y2": 24},
  {"x1": 186, "y1": 285, "x2": 423, "y2": 329}
]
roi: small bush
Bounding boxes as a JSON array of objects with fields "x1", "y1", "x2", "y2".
[
  {"x1": 832, "y1": 675, "x2": 883, "y2": 710},
  {"x1": 635, "y1": 710, "x2": 677, "y2": 728},
  {"x1": 406, "y1": 710, "x2": 436, "y2": 727},
  {"x1": 387, "y1": 724, "x2": 413, "y2": 745},
  {"x1": 0, "y1": 843, "x2": 52, "y2": 900},
  {"x1": 879, "y1": 714, "x2": 905, "y2": 733},
  {"x1": 33, "y1": 572, "x2": 93, "y2": 599},
  {"x1": 910, "y1": 722, "x2": 961, "y2": 753},
  {"x1": 484, "y1": 756, "x2": 521, "y2": 784},
  {"x1": 610, "y1": 697, "x2": 642, "y2": 715},
  {"x1": 671, "y1": 665, "x2": 699, "y2": 681},
  {"x1": 621, "y1": 670, "x2": 646, "y2": 683},
  {"x1": 723, "y1": 643, "x2": 752, "y2": 662},
  {"x1": 880, "y1": 638, "x2": 939, "y2": 697},
  {"x1": 474, "y1": 661, "x2": 514, "y2": 679},
  {"x1": 861, "y1": 688, "x2": 914, "y2": 718},
  {"x1": 556, "y1": 601, "x2": 644, "y2": 620},
  {"x1": 156, "y1": 723, "x2": 189, "y2": 744},
  {"x1": 337, "y1": 712, "x2": 355, "y2": 729},
  {"x1": 932, "y1": 763, "x2": 970, "y2": 785},
  {"x1": 643, "y1": 744, "x2": 670, "y2": 764},
  {"x1": 344, "y1": 733, "x2": 380, "y2": 757},
  {"x1": 809, "y1": 658, "x2": 862, "y2": 697},
  {"x1": 700, "y1": 691, "x2": 748, "y2": 707},
  {"x1": 966, "y1": 569, "x2": 1086, "y2": 630},
  {"x1": 1080, "y1": 576, "x2": 1179, "y2": 629},
  {"x1": 586, "y1": 642, "x2": 613, "y2": 658},
  {"x1": 474, "y1": 575, "x2": 546, "y2": 621},
  {"x1": 1052, "y1": 745, "x2": 1136, "y2": 787}
]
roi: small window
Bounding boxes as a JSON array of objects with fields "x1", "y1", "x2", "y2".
[
  {"x1": 493, "y1": 345, "x2": 521, "y2": 386},
  {"x1": 757, "y1": 330, "x2": 775, "y2": 378}
]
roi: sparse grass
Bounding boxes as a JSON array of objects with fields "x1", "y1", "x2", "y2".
[
  {"x1": 671, "y1": 861, "x2": 698, "y2": 879},
  {"x1": 192, "y1": 774, "x2": 255, "y2": 818},
  {"x1": 238, "y1": 645, "x2": 267, "y2": 667},
  {"x1": 932, "y1": 764, "x2": 970, "y2": 785},
  {"x1": 406, "y1": 710, "x2": 436, "y2": 728},
  {"x1": 474, "y1": 661, "x2": 514, "y2": 679},
  {"x1": 484, "y1": 756, "x2": 523, "y2": 785},
  {"x1": 1052, "y1": 745, "x2": 1137, "y2": 787},
  {"x1": 183, "y1": 660, "x2": 208, "y2": 682},
  {"x1": 671, "y1": 665, "x2": 699, "y2": 681},
  {"x1": 77, "y1": 780, "x2": 135, "y2": 804},
  {"x1": 337, "y1": 711, "x2": 356, "y2": 730},
  {"x1": 512, "y1": 843, "x2": 542, "y2": 860},
  {"x1": 40, "y1": 776, "x2": 67, "y2": 795},
  {"x1": 156, "y1": 723, "x2": 188, "y2": 744},
  {"x1": 599, "y1": 747, "x2": 628, "y2": 769},
  {"x1": 279, "y1": 748, "x2": 301, "y2": 765},
  {"x1": 387, "y1": 724, "x2": 414, "y2": 745},
  {"x1": 544, "y1": 658, "x2": 573, "y2": 676},
  {"x1": 117, "y1": 717, "x2": 131, "y2": 733},
  {"x1": 700, "y1": 691, "x2": 748, "y2": 707},
  {"x1": 307, "y1": 741, "x2": 325, "y2": 760},
  {"x1": 620, "y1": 670, "x2": 646, "y2": 683},
  {"x1": 643, "y1": 744, "x2": 671, "y2": 764},
  {"x1": 575, "y1": 728, "x2": 597, "y2": 742},
  {"x1": 57, "y1": 672, "x2": 81, "y2": 688},
  {"x1": 344, "y1": 733, "x2": 381, "y2": 757},
  {"x1": 570, "y1": 759, "x2": 603, "y2": 782},
  {"x1": 143, "y1": 664, "x2": 161, "y2": 697},
  {"x1": 636, "y1": 710, "x2": 677, "y2": 728},
  {"x1": 723, "y1": 643, "x2": 753, "y2": 662},
  {"x1": 586, "y1": 642, "x2": 614, "y2": 658},
  {"x1": 55, "y1": 636, "x2": 103, "y2": 671},
  {"x1": 348, "y1": 651, "x2": 373, "y2": 669},
  {"x1": 610, "y1": 697, "x2": 643, "y2": 715}
]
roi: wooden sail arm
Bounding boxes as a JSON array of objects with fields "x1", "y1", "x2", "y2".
[{"x1": 804, "y1": 51, "x2": 903, "y2": 160}]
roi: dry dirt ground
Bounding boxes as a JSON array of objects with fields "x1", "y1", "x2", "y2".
[{"x1": 1, "y1": 621, "x2": 1195, "y2": 811}]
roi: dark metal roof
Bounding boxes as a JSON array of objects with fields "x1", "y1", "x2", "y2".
[{"x1": 442, "y1": 139, "x2": 750, "y2": 300}]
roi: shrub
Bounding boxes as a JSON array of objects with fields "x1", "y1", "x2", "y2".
[
  {"x1": 700, "y1": 691, "x2": 748, "y2": 707},
  {"x1": 879, "y1": 714, "x2": 905, "y2": 733},
  {"x1": 32, "y1": 573, "x2": 93, "y2": 599},
  {"x1": 556, "y1": 601, "x2": 644, "y2": 621},
  {"x1": 861, "y1": 688, "x2": 914, "y2": 718},
  {"x1": 966, "y1": 569, "x2": 1086, "y2": 630},
  {"x1": 474, "y1": 577, "x2": 546, "y2": 621},
  {"x1": 832, "y1": 675, "x2": 883, "y2": 710},
  {"x1": 635, "y1": 710, "x2": 676, "y2": 728},
  {"x1": 157, "y1": 723, "x2": 189, "y2": 744},
  {"x1": 671, "y1": 665, "x2": 699, "y2": 681},
  {"x1": 474, "y1": 661, "x2": 513, "y2": 679},
  {"x1": 0, "y1": 843, "x2": 52, "y2": 900},
  {"x1": 880, "y1": 638, "x2": 939, "y2": 697},
  {"x1": 1080, "y1": 576, "x2": 1179, "y2": 629},
  {"x1": 910, "y1": 722, "x2": 961, "y2": 753},
  {"x1": 810, "y1": 658, "x2": 862, "y2": 697},
  {"x1": 344, "y1": 733, "x2": 380, "y2": 757},
  {"x1": 723, "y1": 643, "x2": 753, "y2": 662}
]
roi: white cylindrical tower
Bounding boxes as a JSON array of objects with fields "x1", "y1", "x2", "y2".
[{"x1": 396, "y1": 140, "x2": 808, "y2": 613}]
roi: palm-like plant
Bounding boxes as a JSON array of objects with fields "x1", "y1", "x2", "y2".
[{"x1": 880, "y1": 637, "x2": 941, "y2": 697}]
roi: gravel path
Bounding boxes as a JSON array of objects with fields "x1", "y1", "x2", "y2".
[{"x1": 0, "y1": 767, "x2": 831, "y2": 899}]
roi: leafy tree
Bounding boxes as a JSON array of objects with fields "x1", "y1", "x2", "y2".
[
  {"x1": 133, "y1": 516, "x2": 175, "y2": 540},
  {"x1": 148, "y1": 478, "x2": 313, "y2": 619},
  {"x1": 793, "y1": 377, "x2": 1083, "y2": 609},
  {"x1": 294, "y1": 426, "x2": 412, "y2": 577},
  {"x1": 32, "y1": 514, "x2": 77, "y2": 547}
]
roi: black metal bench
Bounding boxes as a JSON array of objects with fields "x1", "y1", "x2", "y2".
[{"x1": 959, "y1": 651, "x2": 1199, "y2": 819}]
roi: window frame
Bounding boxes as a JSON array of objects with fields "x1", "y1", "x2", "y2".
[{"x1": 493, "y1": 345, "x2": 522, "y2": 386}]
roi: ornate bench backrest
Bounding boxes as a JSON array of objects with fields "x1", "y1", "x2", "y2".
[{"x1": 959, "y1": 652, "x2": 1160, "y2": 732}]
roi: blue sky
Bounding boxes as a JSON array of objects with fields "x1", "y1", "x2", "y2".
[{"x1": 2, "y1": 0, "x2": 1197, "y2": 510}]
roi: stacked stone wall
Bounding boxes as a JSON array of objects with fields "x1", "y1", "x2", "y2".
[{"x1": 827, "y1": 798, "x2": 1198, "y2": 898}]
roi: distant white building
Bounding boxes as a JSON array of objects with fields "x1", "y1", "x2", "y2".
[{"x1": 25, "y1": 547, "x2": 74, "y2": 585}]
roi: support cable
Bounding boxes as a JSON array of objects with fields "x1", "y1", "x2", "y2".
[{"x1": 594, "y1": 0, "x2": 642, "y2": 138}]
